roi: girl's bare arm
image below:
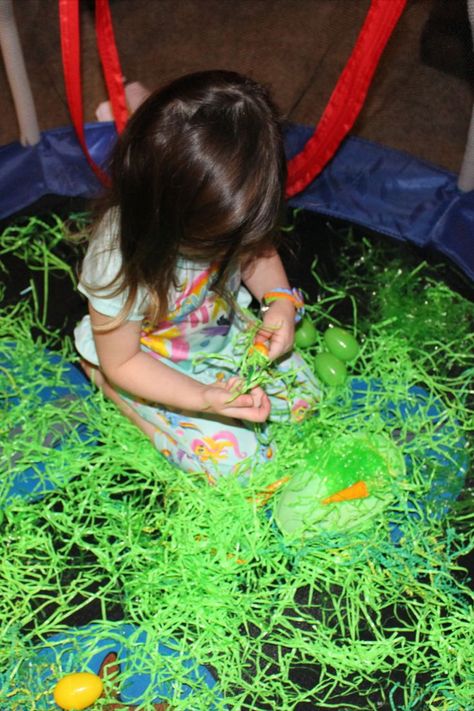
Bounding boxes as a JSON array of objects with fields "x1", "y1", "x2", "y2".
[
  {"x1": 89, "y1": 304, "x2": 270, "y2": 422},
  {"x1": 242, "y1": 250, "x2": 297, "y2": 359}
]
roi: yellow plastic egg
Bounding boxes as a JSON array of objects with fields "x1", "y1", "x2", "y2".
[{"x1": 53, "y1": 672, "x2": 103, "y2": 710}]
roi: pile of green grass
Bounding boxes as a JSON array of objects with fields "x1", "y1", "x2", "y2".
[{"x1": 0, "y1": 216, "x2": 472, "y2": 710}]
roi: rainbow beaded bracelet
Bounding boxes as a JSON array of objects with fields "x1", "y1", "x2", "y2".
[{"x1": 261, "y1": 287, "x2": 305, "y2": 323}]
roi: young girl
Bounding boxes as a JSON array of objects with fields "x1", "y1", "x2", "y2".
[{"x1": 75, "y1": 70, "x2": 319, "y2": 481}]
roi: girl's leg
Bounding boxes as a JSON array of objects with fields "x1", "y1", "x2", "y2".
[
  {"x1": 80, "y1": 360, "x2": 157, "y2": 443},
  {"x1": 126, "y1": 397, "x2": 274, "y2": 482},
  {"x1": 267, "y1": 351, "x2": 321, "y2": 423},
  {"x1": 80, "y1": 360, "x2": 271, "y2": 481}
]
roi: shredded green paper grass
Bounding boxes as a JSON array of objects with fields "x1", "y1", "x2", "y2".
[{"x1": 0, "y1": 215, "x2": 473, "y2": 710}]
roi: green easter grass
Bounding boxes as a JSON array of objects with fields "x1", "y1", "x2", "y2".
[{"x1": 0, "y1": 216, "x2": 473, "y2": 710}]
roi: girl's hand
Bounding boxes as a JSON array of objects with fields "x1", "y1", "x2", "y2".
[
  {"x1": 202, "y1": 377, "x2": 271, "y2": 422},
  {"x1": 255, "y1": 300, "x2": 296, "y2": 361}
]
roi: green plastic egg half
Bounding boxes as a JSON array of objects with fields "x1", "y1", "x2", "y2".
[
  {"x1": 274, "y1": 434, "x2": 403, "y2": 537},
  {"x1": 314, "y1": 352, "x2": 347, "y2": 386},
  {"x1": 323, "y1": 327, "x2": 359, "y2": 362},
  {"x1": 295, "y1": 317, "x2": 318, "y2": 348}
]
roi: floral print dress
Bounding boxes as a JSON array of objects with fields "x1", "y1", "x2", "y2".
[{"x1": 74, "y1": 220, "x2": 319, "y2": 481}]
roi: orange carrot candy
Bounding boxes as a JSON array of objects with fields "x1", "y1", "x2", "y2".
[
  {"x1": 321, "y1": 480, "x2": 369, "y2": 505},
  {"x1": 248, "y1": 341, "x2": 270, "y2": 359},
  {"x1": 231, "y1": 338, "x2": 273, "y2": 396},
  {"x1": 248, "y1": 476, "x2": 290, "y2": 508}
]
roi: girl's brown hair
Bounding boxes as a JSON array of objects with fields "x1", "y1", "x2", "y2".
[{"x1": 89, "y1": 69, "x2": 287, "y2": 325}]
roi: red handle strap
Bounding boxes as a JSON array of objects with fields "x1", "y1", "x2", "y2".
[
  {"x1": 59, "y1": 0, "x2": 128, "y2": 185},
  {"x1": 286, "y1": 0, "x2": 407, "y2": 198},
  {"x1": 95, "y1": 0, "x2": 128, "y2": 133}
]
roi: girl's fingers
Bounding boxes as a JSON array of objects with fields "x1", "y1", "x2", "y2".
[
  {"x1": 224, "y1": 388, "x2": 271, "y2": 421},
  {"x1": 268, "y1": 335, "x2": 291, "y2": 360},
  {"x1": 227, "y1": 392, "x2": 254, "y2": 408},
  {"x1": 227, "y1": 375, "x2": 244, "y2": 391},
  {"x1": 227, "y1": 402, "x2": 270, "y2": 422},
  {"x1": 255, "y1": 325, "x2": 275, "y2": 342},
  {"x1": 248, "y1": 385, "x2": 266, "y2": 407},
  {"x1": 209, "y1": 380, "x2": 271, "y2": 421}
]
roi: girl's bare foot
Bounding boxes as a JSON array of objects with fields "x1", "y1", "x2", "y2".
[{"x1": 80, "y1": 359, "x2": 104, "y2": 387}]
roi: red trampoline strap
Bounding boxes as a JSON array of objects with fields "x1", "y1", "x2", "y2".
[
  {"x1": 286, "y1": 0, "x2": 407, "y2": 198},
  {"x1": 95, "y1": 0, "x2": 128, "y2": 133},
  {"x1": 59, "y1": 0, "x2": 127, "y2": 185}
]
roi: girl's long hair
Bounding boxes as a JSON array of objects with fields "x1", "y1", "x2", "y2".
[{"x1": 87, "y1": 70, "x2": 287, "y2": 325}]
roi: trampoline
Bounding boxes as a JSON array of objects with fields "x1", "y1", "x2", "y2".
[{"x1": 0, "y1": 1, "x2": 473, "y2": 709}]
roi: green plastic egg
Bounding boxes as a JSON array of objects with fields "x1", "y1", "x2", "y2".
[
  {"x1": 323, "y1": 327, "x2": 359, "y2": 362},
  {"x1": 314, "y1": 352, "x2": 347, "y2": 386},
  {"x1": 295, "y1": 317, "x2": 318, "y2": 348}
]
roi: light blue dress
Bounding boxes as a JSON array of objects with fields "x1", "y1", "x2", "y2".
[{"x1": 75, "y1": 216, "x2": 320, "y2": 481}]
